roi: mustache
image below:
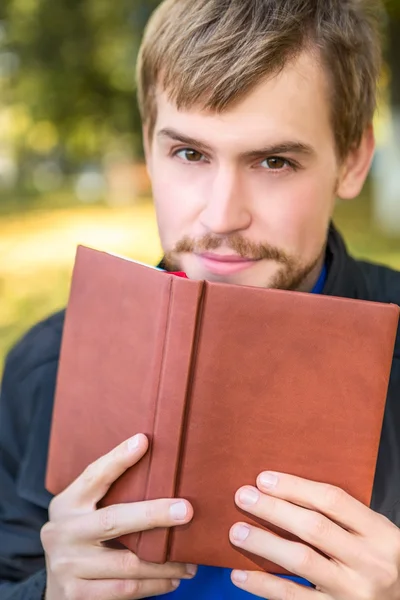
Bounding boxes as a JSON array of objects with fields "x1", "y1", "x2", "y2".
[{"x1": 171, "y1": 233, "x2": 294, "y2": 264}]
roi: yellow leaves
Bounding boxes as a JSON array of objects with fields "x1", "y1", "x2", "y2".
[{"x1": 27, "y1": 120, "x2": 59, "y2": 153}]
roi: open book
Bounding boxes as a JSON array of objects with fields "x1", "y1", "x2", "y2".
[{"x1": 46, "y1": 245, "x2": 399, "y2": 573}]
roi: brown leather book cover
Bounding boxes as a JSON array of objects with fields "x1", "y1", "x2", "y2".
[{"x1": 46, "y1": 245, "x2": 399, "y2": 573}]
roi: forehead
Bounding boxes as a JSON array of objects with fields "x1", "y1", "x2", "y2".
[{"x1": 154, "y1": 50, "x2": 335, "y2": 153}]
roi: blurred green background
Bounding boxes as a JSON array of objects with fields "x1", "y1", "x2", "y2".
[{"x1": 2, "y1": 0, "x2": 400, "y2": 375}]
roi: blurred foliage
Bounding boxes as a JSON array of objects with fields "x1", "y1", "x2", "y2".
[
  {"x1": 386, "y1": 0, "x2": 400, "y2": 18},
  {"x1": 0, "y1": 0, "x2": 161, "y2": 182}
]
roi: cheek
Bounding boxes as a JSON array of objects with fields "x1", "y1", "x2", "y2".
[
  {"x1": 151, "y1": 160, "x2": 202, "y2": 247},
  {"x1": 253, "y1": 171, "x2": 336, "y2": 256}
]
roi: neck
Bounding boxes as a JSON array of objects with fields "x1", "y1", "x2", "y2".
[{"x1": 296, "y1": 250, "x2": 326, "y2": 293}]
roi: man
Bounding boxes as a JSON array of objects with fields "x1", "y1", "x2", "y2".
[{"x1": 1, "y1": 0, "x2": 400, "y2": 598}]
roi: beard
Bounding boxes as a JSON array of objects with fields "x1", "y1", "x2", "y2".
[{"x1": 163, "y1": 233, "x2": 325, "y2": 291}]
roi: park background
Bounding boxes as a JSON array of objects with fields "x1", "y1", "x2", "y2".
[{"x1": 2, "y1": 0, "x2": 400, "y2": 375}]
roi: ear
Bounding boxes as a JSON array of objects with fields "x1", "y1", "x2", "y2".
[{"x1": 336, "y1": 125, "x2": 375, "y2": 200}]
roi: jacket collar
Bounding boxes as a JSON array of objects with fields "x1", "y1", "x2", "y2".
[{"x1": 323, "y1": 224, "x2": 368, "y2": 300}]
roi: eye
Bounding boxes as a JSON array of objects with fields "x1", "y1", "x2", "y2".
[
  {"x1": 260, "y1": 157, "x2": 290, "y2": 170},
  {"x1": 174, "y1": 148, "x2": 205, "y2": 163}
]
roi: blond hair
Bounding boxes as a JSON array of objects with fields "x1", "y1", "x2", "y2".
[{"x1": 136, "y1": 0, "x2": 384, "y2": 159}]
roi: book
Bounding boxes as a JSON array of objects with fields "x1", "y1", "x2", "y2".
[{"x1": 46, "y1": 245, "x2": 399, "y2": 573}]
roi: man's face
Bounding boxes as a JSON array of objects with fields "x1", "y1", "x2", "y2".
[{"x1": 145, "y1": 51, "x2": 360, "y2": 290}]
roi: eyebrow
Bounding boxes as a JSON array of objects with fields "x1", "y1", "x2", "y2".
[{"x1": 157, "y1": 127, "x2": 316, "y2": 158}]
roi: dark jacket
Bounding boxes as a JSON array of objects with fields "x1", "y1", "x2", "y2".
[{"x1": 2, "y1": 225, "x2": 400, "y2": 599}]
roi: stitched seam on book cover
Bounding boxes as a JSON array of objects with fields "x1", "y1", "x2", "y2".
[{"x1": 137, "y1": 277, "x2": 173, "y2": 552}]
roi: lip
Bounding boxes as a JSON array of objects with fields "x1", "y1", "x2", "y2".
[{"x1": 197, "y1": 253, "x2": 258, "y2": 276}]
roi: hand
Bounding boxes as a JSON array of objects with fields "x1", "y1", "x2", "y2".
[
  {"x1": 229, "y1": 472, "x2": 400, "y2": 599},
  {"x1": 41, "y1": 434, "x2": 197, "y2": 600}
]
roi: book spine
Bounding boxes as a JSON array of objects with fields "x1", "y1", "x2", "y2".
[{"x1": 137, "y1": 276, "x2": 203, "y2": 563}]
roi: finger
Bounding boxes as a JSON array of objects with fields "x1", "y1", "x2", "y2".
[
  {"x1": 68, "y1": 498, "x2": 193, "y2": 543},
  {"x1": 78, "y1": 577, "x2": 181, "y2": 600},
  {"x1": 229, "y1": 522, "x2": 339, "y2": 589},
  {"x1": 51, "y1": 434, "x2": 149, "y2": 516},
  {"x1": 78, "y1": 548, "x2": 197, "y2": 581},
  {"x1": 231, "y1": 570, "x2": 324, "y2": 600},
  {"x1": 236, "y1": 486, "x2": 360, "y2": 565},
  {"x1": 256, "y1": 472, "x2": 377, "y2": 535}
]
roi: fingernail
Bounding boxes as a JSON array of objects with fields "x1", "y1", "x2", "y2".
[
  {"x1": 232, "y1": 570, "x2": 248, "y2": 584},
  {"x1": 170, "y1": 501, "x2": 188, "y2": 521},
  {"x1": 238, "y1": 487, "x2": 259, "y2": 506},
  {"x1": 186, "y1": 564, "x2": 197, "y2": 577},
  {"x1": 128, "y1": 435, "x2": 140, "y2": 452},
  {"x1": 232, "y1": 524, "x2": 250, "y2": 542},
  {"x1": 259, "y1": 472, "x2": 279, "y2": 489},
  {"x1": 171, "y1": 579, "x2": 181, "y2": 589}
]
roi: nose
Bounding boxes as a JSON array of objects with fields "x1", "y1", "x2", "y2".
[{"x1": 200, "y1": 166, "x2": 252, "y2": 235}]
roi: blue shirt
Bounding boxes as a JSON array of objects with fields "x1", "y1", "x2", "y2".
[{"x1": 157, "y1": 265, "x2": 327, "y2": 599}]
